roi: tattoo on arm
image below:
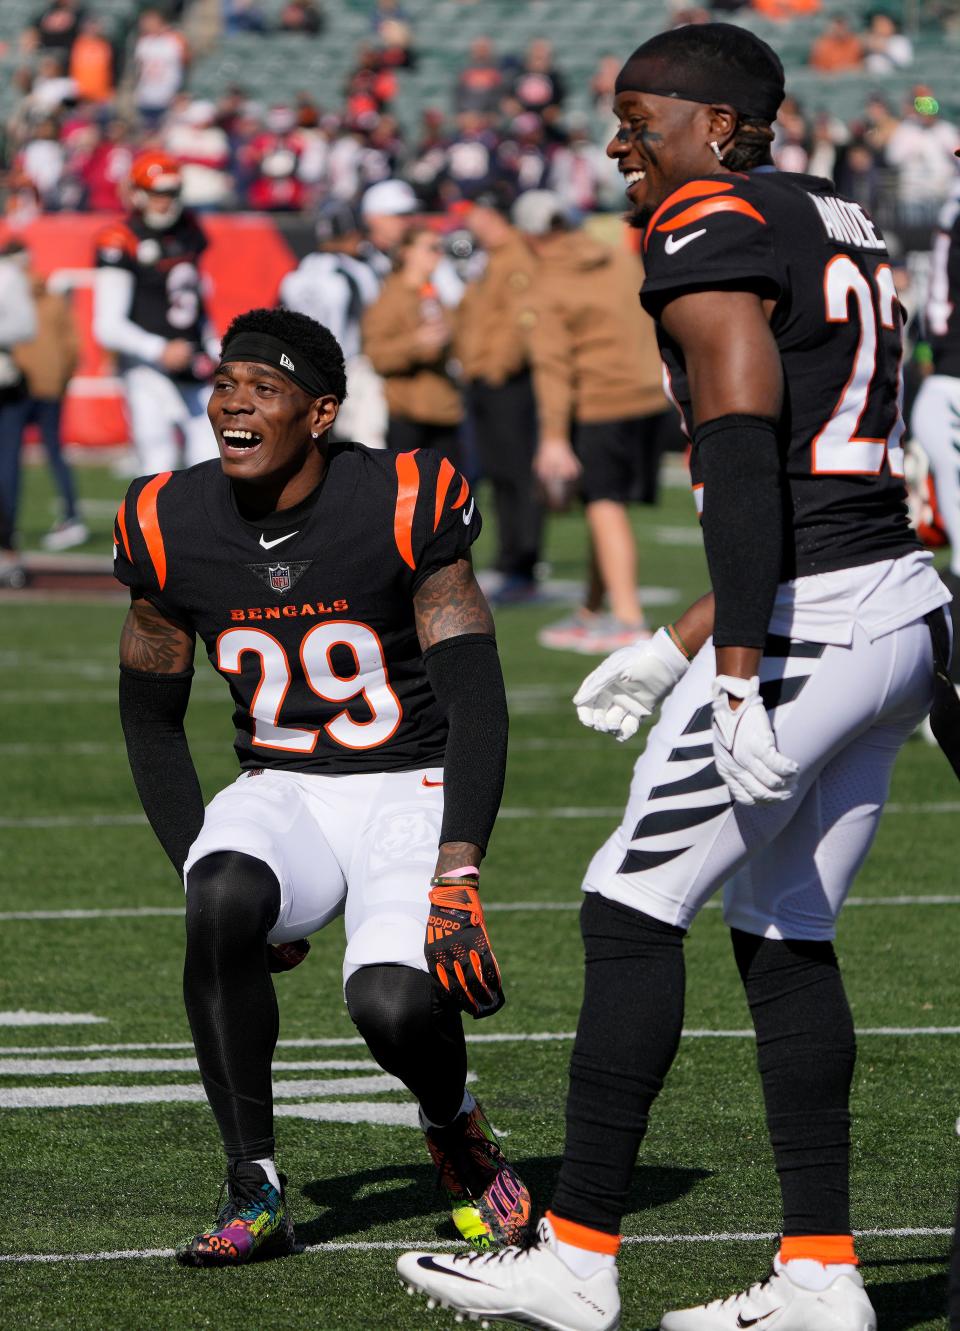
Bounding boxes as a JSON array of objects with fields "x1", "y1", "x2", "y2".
[
  {"x1": 435, "y1": 841, "x2": 483, "y2": 876},
  {"x1": 119, "y1": 599, "x2": 195, "y2": 674},
  {"x1": 414, "y1": 559, "x2": 495, "y2": 651}
]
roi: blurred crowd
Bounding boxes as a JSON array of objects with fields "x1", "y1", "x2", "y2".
[{"x1": 2, "y1": 0, "x2": 958, "y2": 241}]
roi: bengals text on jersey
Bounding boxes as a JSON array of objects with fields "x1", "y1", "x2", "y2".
[
  {"x1": 113, "y1": 443, "x2": 481, "y2": 773},
  {"x1": 640, "y1": 170, "x2": 919, "y2": 579}
]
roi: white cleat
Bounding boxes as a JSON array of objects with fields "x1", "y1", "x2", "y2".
[
  {"x1": 660, "y1": 1258, "x2": 876, "y2": 1330},
  {"x1": 397, "y1": 1217, "x2": 620, "y2": 1330}
]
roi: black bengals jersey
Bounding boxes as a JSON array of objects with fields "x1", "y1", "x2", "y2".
[
  {"x1": 95, "y1": 210, "x2": 209, "y2": 373},
  {"x1": 640, "y1": 170, "x2": 919, "y2": 579},
  {"x1": 113, "y1": 444, "x2": 481, "y2": 774},
  {"x1": 926, "y1": 188, "x2": 960, "y2": 378}
]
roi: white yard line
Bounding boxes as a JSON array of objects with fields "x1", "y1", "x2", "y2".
[
  {"x1": 5, "y1": 1028, "x2": 960, "y2": 1059},
  {"x1": 0, "y1": 1227, "x2": 948, "y2": 1266},
  {"x1": 2, "y1": 893, "x2": 959, "y2": 923},
  {"x1": 2, "y1": 803, "x2": 958, "y2": 831},
  {"x1": 0, "y1": 1012, "x2": 105, "y2": 1027}
]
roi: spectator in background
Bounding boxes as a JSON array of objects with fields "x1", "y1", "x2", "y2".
[
  {"x1": 513, "y1": 191, "x2": 669, "y2": 652},
  {"x1": 279, "y1": 0, "x2": 324, "y2": 35},
  {"x1": 17, "y1": 119, "x2": 66, "y2": 211},
  {"x1": 590, "y1": 54, "x2": 621, "y2": 121},
  {"x1": 280, "y1": 199, "x2": 387, "y2": 446},
  {"x1": 862, "y1": 92, "x2": 901, "y2": 157},
  {"x1": 457, "y1": 190, "x2": 542, "y2": 602},
  {"x1": 10, "y1": 244, "x2": 87, "y2": 551},
  {"x1": 24, "y1": 0, "x2": 84, "y2": 55},
  {"x1": 24, "y1": 52, "x2": 78, "y2": 115},
  {"x1": 887, "y1": 88, "x2": 960, "y2": 229},
  {"x1": 76, "y1": 117, "x2": 132, "y2": 211},
  {"x1": 0, "y1": 242, "x2": 38, "y2": 588},
  {"x1": 133, "y1": 9, "x2": 189, "y2": 130},
  {"x1": 363, "y1": 225, "x2": 463, "y2": 463},
  {"x1": 809, "y1": 16, "x2": 864, "y2": 72},
  {"x1": 165, "y1": 99, "x2": 233, "y2": 210},
  {"x1": 863, "y1": 12, "x2": 913, "y2": 73},
  {"x1": 360, "y1": 178, "x2": 464, "y2": 309},
  {"x1": 455, "y1": 37, "x2": 504, "y2": 115},
  {"x1": 245, "y1": 104, "x2": 307, "y2": 210},
  {"x1": 548, "y1": 113, "x2": 607, "y2": 213},
  {"x1": 225, "y1": 0, "x2": 268, "y2": 34},
  {"x1": 408, "y1": 108, "x2": 451, "y2": 210},
  {"x1": 68, "y1": 17, "x2": 114, "y2": 103},
  {"x1": 509, "y1": 39, "x2": 565, "y2": 118},
  {"x1": 835, "y1": 136, "x2": 881, "y2": 215}
]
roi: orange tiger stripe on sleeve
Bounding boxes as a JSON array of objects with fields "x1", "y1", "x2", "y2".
[
  {"x1": 433, "y1": 456, "x2": 457, "y2": 531},
  {"x1": 394, "y1": 450, "x2": 421, "y2": 569},
  {"x1": 644, "y1": 178, "x2": 736, "y2": 249},
  {"x1": 655, "y1": 195, "x2": 766, "y2": 232},
  {"x1": 451, "y1": 475, "x2": 470, "y2": 510},
  {"x1": 115, "y1": 500, "x2": 132, "y2": 562},
  {"x1": 135, "y1": 472, "x2": 173, "y2": 590}
]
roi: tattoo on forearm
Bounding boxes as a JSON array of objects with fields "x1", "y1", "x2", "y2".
[
  {"x1": 414, "y1": 560, "x2": 495, "y2": 650},
  {"x1": 120, "y1": 604, "x2": 194, "y2": 673},
  {"x1": 435, "y1": 842, "x2": 483, "y2": 875}
]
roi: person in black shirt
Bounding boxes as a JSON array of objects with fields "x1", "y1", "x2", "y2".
[{"x1": 116, "y1": 306, "x2": 529, "y2": 1267}]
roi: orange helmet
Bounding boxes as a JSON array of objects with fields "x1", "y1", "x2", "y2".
[{"x1": 130, "y1": 150, "x2": 182, "y2": 194}]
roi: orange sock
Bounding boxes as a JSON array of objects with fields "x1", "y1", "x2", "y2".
[
  {"x1": 779, "y1": 1234, "x2": 858, "y2": 1266},
  {"x1": 545, "y1": 1211, "x2": 621, "y2": 1256}
]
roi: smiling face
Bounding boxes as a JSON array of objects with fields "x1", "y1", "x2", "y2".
[
  {"x1": 208, "y1": 360, "x2": 338, "y2": 507},
  {"x1": 608, "y1": 90, "x2": 735, "y2": 225}
]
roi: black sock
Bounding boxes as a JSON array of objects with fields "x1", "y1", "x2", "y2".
[
  {"x1": 550, "y1": 893, "x2": 686, "y2": 1236},
  {"x1": 346, "y1": 964, "x2": 467, "y2": 1126},
  {"x1": 183, "y1": 851, "x2": 281, "y2": 1162},
  {"x1": 733, "y1": 929, "x2": 855, "y2": 1235}
]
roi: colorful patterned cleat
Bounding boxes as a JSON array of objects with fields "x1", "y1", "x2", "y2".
[
  {"x1": 175, "y1": 1161, "x2": 295, "y2": 1267},
  {"x1": 423, "y1": 1098, "x2": 532, "y2": 1251}
]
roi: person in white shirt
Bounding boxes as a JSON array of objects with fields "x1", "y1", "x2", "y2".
[{"x1": 280, "y1": 200, "x2": 387, "y2": 446}]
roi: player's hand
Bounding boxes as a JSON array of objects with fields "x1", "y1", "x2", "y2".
[
  {"x1": 161, "y1": 339, "x2": 195, "y2": 373},
  {"x1": 711, "y1": 674, "x2": 799, "y2": 805},
  {"x1": 573, "y1": 626, "x2": 691, "y2": 742},
  {"x1": 425, "y1": 876, "x2": 504, "y2": 1019}
]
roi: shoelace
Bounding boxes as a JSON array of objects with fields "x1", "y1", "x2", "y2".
[{"x1": 712, "y1": 1271, "x2": 776, "y2": 1310}]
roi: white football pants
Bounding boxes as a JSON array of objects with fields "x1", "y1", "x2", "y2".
[
  {"x1": 183, "y1": 765, "x2": 444, "y2": 986},
  {"x1": 123, "y1": 363, "x2": 217, "y2": 474},
  {"x1": 911, "y1": 373, "x2": 960, "y2": 577},
  {"x1": 584, "y1": 619, "x2": 935, "y2": 939}
]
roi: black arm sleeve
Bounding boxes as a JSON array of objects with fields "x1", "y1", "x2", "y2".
[
  {"x1": 696, "y1": 414, "x2": 783, "y2": 651},
  {"x1": 119, "y1": 665, "x2": 206, "y2": 876},
  {"x1": 422, "y1": 633, "x2": 508, "y2": 852}
]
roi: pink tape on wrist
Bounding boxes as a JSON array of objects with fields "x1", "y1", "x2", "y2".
[{"x1": 444, "y1": 866, "x2": 480, "y2": 877}]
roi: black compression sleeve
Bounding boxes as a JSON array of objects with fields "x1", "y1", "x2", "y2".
[
  {"x1": 422, "y1": 633, "x2": 508, "y2": 852},
  {"x1": 696, "y1": 414, "x2": 783, "y2": 650},
  {"x1": 119, "y1": 664, "x2": 206, "y2": 876}
]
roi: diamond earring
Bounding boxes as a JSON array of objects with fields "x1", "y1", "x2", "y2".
[{"x1": 710, "y1": 140, "x2": 724, "y2": 162}]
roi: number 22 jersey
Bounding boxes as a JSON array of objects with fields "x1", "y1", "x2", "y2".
[
  {"x1": 113, "y1": 443, "x2": 481, "y2": 774},
  {"x1": 640, "y1": 170, "x2": 919, "y2": 580}
]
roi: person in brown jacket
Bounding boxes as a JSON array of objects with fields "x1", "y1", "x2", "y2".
[
  {"x1": 457, "y1": 193, "x2": 543, "y2": 603},
  {"x1": 513, "y1": 190, "x2": 673, "y2": 653},
  {"x1": 362, "y1": 225, "x2": 463, "y2": 465},
  {"x1": 9, "y1": 241, "x2": 87, "y2": 551}
]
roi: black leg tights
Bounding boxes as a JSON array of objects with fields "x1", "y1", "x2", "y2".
[
  {"x1": 345, "y1": 964, "x2": 467, "y2": 1126},
  {"x1": 551, "y1": 894, "x2": 687, "y2": 1235},
  {"x1": 183, "y1": 851, "x2": 281, "y2": 1162},
  {"x1": 733, "y1": 929, "x2": 856, "y2": 1235}
]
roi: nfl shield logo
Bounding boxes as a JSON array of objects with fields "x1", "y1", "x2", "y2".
[{"x1": 269, "y1": 563, "x2": 291, "y2": 593}]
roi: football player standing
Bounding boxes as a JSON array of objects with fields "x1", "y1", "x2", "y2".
[
  {"x1": 94, "y1": 150, "x2": 219, "y2": 475},
  {"x1": 115, "y1": 307, "x2": 530, "y2": 1264},
  {"x1": 398, "y1": 23, "x2": 954, "y2": 1331}
]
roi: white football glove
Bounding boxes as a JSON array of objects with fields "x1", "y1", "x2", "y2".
[
  {"x1": 711, "y1": 674, "x2": 799, "y2": 805},
  {"x1": 573, "y1": 626, "x2": 691, "y2": 742}
]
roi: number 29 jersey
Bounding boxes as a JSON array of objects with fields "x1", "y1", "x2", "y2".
[
  {"x1": 113, "y1": 443, "x2": 482, "y2": 774},
  {"x1": 640, "y1": 170, "x2": 919, "y2": 579}
]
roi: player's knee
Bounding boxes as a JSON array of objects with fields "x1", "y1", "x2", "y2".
[
  {"x1": 185, "y1": 851, "x2": 281, "y2": 948},
  {"x1": 345, "y1": 964, "x2": 436, "y2": 1053}
]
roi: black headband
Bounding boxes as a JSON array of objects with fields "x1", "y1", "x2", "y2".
[
  {"x1": 218, "y1": 331, "x2": 335, "y2": 398},
  {"x1": 615, "y1": 25, "x2": 784, "y2": 123}
]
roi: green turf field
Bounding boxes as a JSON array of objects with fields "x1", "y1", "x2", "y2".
[{"x1": 1, "y1": 458, "x2": 956, "y2": 1329}]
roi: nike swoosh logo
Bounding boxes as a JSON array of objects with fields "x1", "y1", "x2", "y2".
[
  {"x1": 259, "y1": 531, "x2": 299, "y2": 550},
  {"x1": 461, "y1": 498, "x2": 475, "y2": 525},
  {"x1": 421, "y1": 776, "x2": 444, "y2": 788},
  {"x1": 736, "y1": 1312, "x2": 777, "y2": 1328},
  {"x1": 415, "y1": 1255, "x2": 483, "y2": 1284},
  {"x1": 664, "y1": 228, "x2": 707, "y2": 254}
]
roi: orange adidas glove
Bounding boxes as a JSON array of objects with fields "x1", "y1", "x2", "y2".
[{"x1": 425, "y1": 876, "x2": 504, "y2": 1019}]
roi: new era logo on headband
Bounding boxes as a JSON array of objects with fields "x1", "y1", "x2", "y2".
[{"x1": 280, "y1": 353, "x2": 295, "y2": 371}]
